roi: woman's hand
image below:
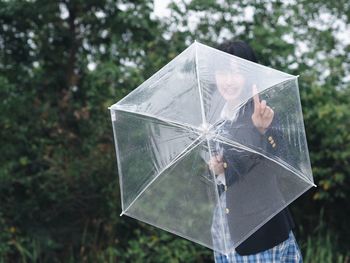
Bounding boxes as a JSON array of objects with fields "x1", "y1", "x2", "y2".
[
  {"x1": 208, "y1": 155, "x2": 225, "y2": 175},
  {"x1": 251, "y1": 84, "x2": 274, "y2": 134}
]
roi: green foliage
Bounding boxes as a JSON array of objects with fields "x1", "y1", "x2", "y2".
[
  {"x1": 300, "y1": 210, "x2": 350, "y2": 263},
  {"x1": 116, "y1": 226, "x2": 212, "y2": 263},
  {"x1": 0, "y1": 0, "x2": 349, "y2": 261}
]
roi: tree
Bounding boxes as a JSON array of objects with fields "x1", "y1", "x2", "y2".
[{"x1": 0, "y1": 0, "x2": 183, "y2": 261}]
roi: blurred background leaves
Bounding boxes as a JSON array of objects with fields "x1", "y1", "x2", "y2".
[{"x1": 0, "y1": 0, "x2": 349, "y2": 262}]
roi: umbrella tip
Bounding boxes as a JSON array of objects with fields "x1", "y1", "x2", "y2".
[{"x1": 120, "y1": 211, "x2": 125, "y2": 217}]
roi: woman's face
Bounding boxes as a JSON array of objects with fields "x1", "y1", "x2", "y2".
[{"x1": 215, "y1": 66, "x2": 245, "y2": 102}]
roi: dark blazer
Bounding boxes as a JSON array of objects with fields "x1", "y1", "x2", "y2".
[{"x1": 216, "y1": 99, "x2": 295, "y2": 255}]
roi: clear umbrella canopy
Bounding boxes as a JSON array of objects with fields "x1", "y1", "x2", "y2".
[{"x1": 109, "y1": 41, "x2": 315, "y2": 254}]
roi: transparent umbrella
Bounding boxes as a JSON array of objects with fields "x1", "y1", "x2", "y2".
[{"x1": 109, "y1": 41, "x2": 315, "y2": 254}]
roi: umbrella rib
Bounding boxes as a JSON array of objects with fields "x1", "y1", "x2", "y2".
[
  {"x1": 206, "y1": 137, "x2": 230, "y2": 255},
  {"x1": 113, "y1": 107, "x2": 201, "y2": 135},
  {"x1": 120, "y1": 134, "x2": 206, "y2": 216},
  {"x1": 215, "y1": 134, "x2": 313, "y2": 185},
  {"x1": 194, "y1": 41, "x2": 207, "y2": 125},
  {"x1": 123, "y1": 210, "x2": 223, "y2": 253},
  {"x1": 214, "y1": 134, "x2": 316, "y2": 187},
  {"x1": 196, "y1": 41, "x2": 296, "y2": 78}
]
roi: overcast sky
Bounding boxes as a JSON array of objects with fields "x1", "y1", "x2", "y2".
[{"x1": 154, "y1": 0, "x2": 172, "y2": 18}]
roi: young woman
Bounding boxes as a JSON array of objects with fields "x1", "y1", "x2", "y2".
[{"x1": 209, "y1": 40, "x2": 303, "y2": 263}]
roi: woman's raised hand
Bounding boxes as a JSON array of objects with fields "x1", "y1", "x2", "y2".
[{"x1": 251, "y1": 84, "x2": 274, "y2": 134}]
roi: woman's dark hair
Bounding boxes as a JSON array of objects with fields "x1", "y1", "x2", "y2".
[
  {"x1": 217, "y1": 40, "x2": 258, "y2": 63},
  {"x1": 215, "y1": 40, "x2": 258, "y2": 119}
]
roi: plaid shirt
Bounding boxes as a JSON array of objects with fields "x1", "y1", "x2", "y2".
[{"x1": 211, "y1": 192, "x2": 303, "y2": 263}]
